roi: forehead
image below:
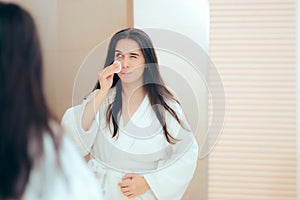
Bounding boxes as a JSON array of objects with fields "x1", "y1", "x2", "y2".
[{"x1": 115, "y1": 38, "x2": 141, "y2": 53}]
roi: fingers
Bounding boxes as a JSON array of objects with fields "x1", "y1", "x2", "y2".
[
  {"x1": 122, "y1": 173, "x2": 136, "y2": 181},
  {"x1": 119, "y1": 174, "x2": 147, "y2": 198},
  {"x1": 97, "y1": 62, "x2": 120, "y2": 92},
  {"x1": 118, "y1": 181, "x2": 130, "y2": 187},
  {"x1": 121, "y1": 187, "x2": 135, "y2": 199},
  {"x1": 119, "y1": 183, "x2": 134, "y2": 198},
  {"x1": 98, "y1": 62, "x2": 119, "y2": 79},
  {"x1": 120, "y1": 185, "x2": 130, "y2": 192},
  {"x1": 104, "y1": 62, "x2": 120, "y2": 76},
  {"x1": 124, "y1": 191, "x2": 134, "y2": 198},
  {"x1": 119, "y1": 174, "x2": 138, "y2": 192}
]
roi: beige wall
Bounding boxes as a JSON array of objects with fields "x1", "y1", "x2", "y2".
[
  {"x1": 3, "y1": 0, "x2": 129, "y2": 119},
  {"x1": 56, "y1": 0, "x2": 128, "y2": 119},
  {"x1": 1, "y1": 0, "x2": 58, "y2": 115}
]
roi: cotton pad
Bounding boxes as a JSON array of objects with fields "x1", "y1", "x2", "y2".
[{"x1": 114, "y1": 60, "x2": 122, "y2": 73}]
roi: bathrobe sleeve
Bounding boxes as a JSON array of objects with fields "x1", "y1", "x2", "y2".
[
  {"x1": 143, "y1": 101, "x2": 199, "y2": 200},
  {"x1": 61, "y1": 89, "x2": 105, "y2": 156}
]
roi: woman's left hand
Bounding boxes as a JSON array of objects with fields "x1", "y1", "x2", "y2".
[{"x1": 118, "y1": 174, "x2": 150, "y2": 198}]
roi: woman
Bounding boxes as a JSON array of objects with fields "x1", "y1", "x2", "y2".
[
  {"x1": 0, "y1": 2, "x2": 103, "y2": 199},
  {"x1": 62, "y1": 28, "x2": 198, "y2": 200}
]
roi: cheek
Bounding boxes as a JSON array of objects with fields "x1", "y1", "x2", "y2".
[
  {"x1": 129, "y1": 67, "x2": 145, "y2": 81},
  {"x1": 135, "y1": 66, "x2": 145, "y2": 76}
]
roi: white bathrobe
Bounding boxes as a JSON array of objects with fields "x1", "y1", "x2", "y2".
[
  {"x1": 62, "y1": 88, "x2": 198, "y2": 200},
  {"x1": 22, "y1": 123, "x2": 103, "y2": 200}
]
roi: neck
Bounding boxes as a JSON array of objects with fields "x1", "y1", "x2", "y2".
[{"x1": 121, "y1": 82, "x2": 145, "y2": 99}]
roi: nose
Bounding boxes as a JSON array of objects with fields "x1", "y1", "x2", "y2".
[{"x1": 121, "y1": 56, "x2": 129, "y2": 69}]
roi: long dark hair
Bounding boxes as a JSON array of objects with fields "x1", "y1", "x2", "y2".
[
  {"x1": 0, "y1": 3, "x2": 61, "y2": 199},
  {"x1": 94, "y1": 28, "x2": 184, "y2": 143}
]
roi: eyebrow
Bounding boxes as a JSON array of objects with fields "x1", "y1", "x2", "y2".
[
  {"x1": 115, "y1": 50, "x2": 140, "y2": 56},
  {"x1": 129, "y1": 52, "x2": 139, "y2": 56}
]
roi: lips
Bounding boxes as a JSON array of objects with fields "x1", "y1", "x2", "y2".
[{"x1": 121, "y1": 71, "x2": 132, "y2": 76}]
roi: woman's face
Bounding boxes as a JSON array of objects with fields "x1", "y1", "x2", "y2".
[{"x1": 114, "y1": 39, "x2": 146, "y2": 85}]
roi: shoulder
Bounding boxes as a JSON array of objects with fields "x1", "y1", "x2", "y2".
[{"x1": 24, "y1": 123, "x2": 103, "y2": 199}]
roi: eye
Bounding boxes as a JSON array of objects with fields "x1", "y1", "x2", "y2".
[
  {"x1": 115, "y1": 53, "x2": 123, "y2": 59},
  {"x1": 130, "y1": 53, "x2": 139, "y2": 59}
]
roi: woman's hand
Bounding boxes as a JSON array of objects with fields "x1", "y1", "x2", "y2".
[
  {"x1": 118, "y1": 174, "x2": 150, "y2": 198},
  {"x1": 98, "y1": 62, "x2": 120, "y2": 93},
  {"x1": 81, "y1": 62, "x2": 120, "y2": 131}
]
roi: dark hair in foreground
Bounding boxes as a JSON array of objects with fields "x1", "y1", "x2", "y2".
[
  {"x1": 94, "y1": 28, "x2": 185, "y2": 143},
  {"x1": 0, "y1": 3, "x2": 60, "y2": 199}
]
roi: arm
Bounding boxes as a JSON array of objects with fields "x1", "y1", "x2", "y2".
[
  {"x1": 81, "y1": 90, "x2": 108, "y2": 131},
  {"x1": 141, "y1": 102, "x2": 199, "y2": 200},
  {"x1": 82, "y1": 62, "x2": 120, "y2": 131},
  {"x1": 61, "y1": 94, "x2": 101, "y2": 157},
  {"x1": 61, "y1": 63, "x2": 119, "y2": 156},
  {"x1": 143, "y1": 140, "x2": 198, "y2": 200}
]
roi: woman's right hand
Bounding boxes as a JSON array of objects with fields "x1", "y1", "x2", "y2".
[
  {"x1": 97, "y1": 62, "x2": 120, "y2": 94},
  {"x1": 82, "y1": 62, "x2": 120, "y2": 131}
]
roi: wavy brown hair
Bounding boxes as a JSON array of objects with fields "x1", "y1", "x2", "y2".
[
  {"x1": 0, "y1": 3, "x2": 61, "y2": 199},
  {"x1": 94, "y1": 28, "x2": 185, "y2": 143}
]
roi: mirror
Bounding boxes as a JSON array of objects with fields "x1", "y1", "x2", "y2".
[{"x1": 9, "y1": 0, "x2": 212, "y2": 199}]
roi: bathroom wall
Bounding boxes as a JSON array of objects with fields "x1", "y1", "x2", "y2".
[{"x1": 3, "y1": 0, "x2": 129, "y2": 119}]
